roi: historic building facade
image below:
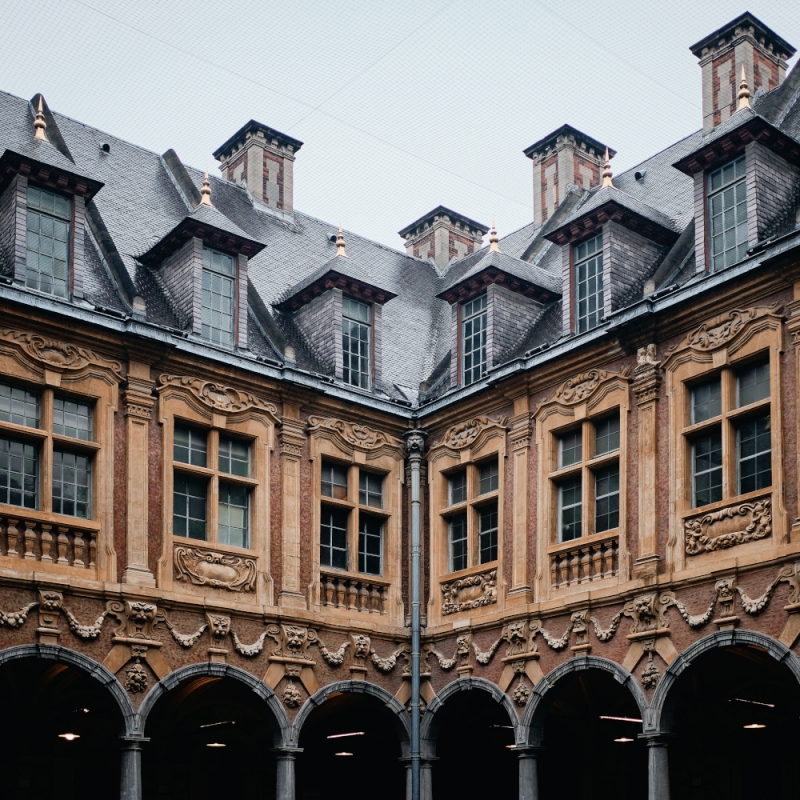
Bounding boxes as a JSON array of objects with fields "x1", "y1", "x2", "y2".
[{"x1": 2, "y1": 11, "x2": 800, "y2": 800}]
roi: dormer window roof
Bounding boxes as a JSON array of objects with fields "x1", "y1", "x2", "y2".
[{"x1": 0, "y1": 149, "x2": 103, "y2": 203}]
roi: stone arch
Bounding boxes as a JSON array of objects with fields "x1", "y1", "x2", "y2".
[
  {"x1": 291, "y1": 679, "x2": 412, "y2": 755},
  {"x1": 0, "y1": 643, "x2": 137, "y2": 736},
  {"x1": 649, "y1": 629, "x2": 800, "y2": 734},
  {"x1": 421, "y1": 676, "x2": 519, "y2": 757},
  {"x1": 520, "y1": 656, "x2": 648, "y2": 745},
  {"x1": 135, "y1": 661, "x2": 291, "y2": 747}
]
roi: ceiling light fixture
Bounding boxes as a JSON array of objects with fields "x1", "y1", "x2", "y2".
[
  {"x1": 58, "y1": 733, "x2": 80, "y2": 741},
  {"x1": 327, "y1": 732, "x2": 365, "y2": 739},
  {"x1": 743, "y1": 724, "x2": 766, "y2": 729},
  {"x1": 599, "y1": 716, "x2": 643, "y2": 723},
  {"x1": 731, "y1": 698, "x2": 775, "y2": 709},
  {"x1": 206, "y1": 742, "x2": 227, "y2": 747},
  {"x1": 614, "y1": 737, "x2": 634, "y2": 743},
  {"x1": 200, "y1": 721, "x2": 236, "y2": 729},
  {"x1": 335, "y1": 752, "x2": 353, "y2": 756},
  {"x1": 506, "y1": 744, "x2": 517, "y2": 749}
]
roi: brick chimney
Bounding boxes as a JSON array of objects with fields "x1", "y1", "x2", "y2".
[
  {"x1": 399, "y1": 206, "x2": 488, "y2": 273},
  {"x1": 213, "y1": 120, "x2": 303, "y2": 214},
  {"x1": 690, "y1": 12, "x2": 796, "y2": 131},
  {"x1": 524, "y1": 125, "x2": 614, "y2": 227}
]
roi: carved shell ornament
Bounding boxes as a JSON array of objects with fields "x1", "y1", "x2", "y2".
[{"x1": 159, "y1": 374, "x2": 278, "y2": 417}]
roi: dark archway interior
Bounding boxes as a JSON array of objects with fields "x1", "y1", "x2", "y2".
[
  {"x1": 537, "y1": 670, "x2": 647, "y2": 800},
  {"x1": 142, "y1": 676, "x2": 278, "y2": 800},
  {"x1": 0, "y1": 657, "x2": 122, "y2": 799},
  {"x1": 666, "y1": 645, "x2": 800, "y2": 799},
  {"x1": 297, "y1": 692, "x2": 405, "y2": 800},
  {"x1": 432, "y1": 690, "x2": 518, "y2": 799}
]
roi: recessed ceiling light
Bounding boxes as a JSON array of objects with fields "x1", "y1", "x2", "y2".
[
  {"x1": 614, "y1": 737, "x2": 634, "y2": 743},
  {"x1": 200, "y1": 721, "x2": 236, "y2": 729},
  {"x1": 506, "y1": 744, "x2": 517, "y2": 749},
  {"x1": 600, "y1": 716, "x2": 643, "y2": 723},
  {"x1": 743, "y1": 724, "x2": 766, "y2": 729},
  {"x1": 731, "y1": 698, "x2": 775, "y2": 709},
  {"x1": 206, "y1": 742, "x2": 227, "y2": 747},
  {"x1": 327, "y1": 732, "x2": 365, "y2": 739},
  {"x1": 335, "y1": 752, "x2": 353, "y2": 756},
  {"x1": 58, "y1": 733, "x2": 80, "y2": 741}
]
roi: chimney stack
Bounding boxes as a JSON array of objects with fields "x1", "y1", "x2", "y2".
[
  {"x1": 213, "y1": 120, "x2": 303, "y2": 214},
  {"x1": 399, "y1": 206, "x2": 488, "y2": 273},
  {"x1": 524, "y1": 125, "x2": 614, "y2": 227},
  {"x1": 690, "y1": 12, "x2": 796, "y2": 131}
]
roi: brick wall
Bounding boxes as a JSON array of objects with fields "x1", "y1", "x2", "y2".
[
  {"x1": 449, "y1": 302, "x2": 459, "y2": 386},
  {"x1": 487, "y1": 284, "x2": 544, "y2": 364},
  {"x1": 294, "y1": 288, "x2": 338, "y2": 370},
  {"x1": 693, "y1": 171, "x2": 707, "y2": 272},
  {"x1": 159, "y1": 236, "x2": 201, "y2": 330},
  {"x1": 236, "y1": 254, "x2": 248, "y2": 349},
  {"x1": 747, "y1": 142, "x2": 800, "y2": 242},
  {"x1": 603, "y1": 222, "x2": 663, "y2": 314},
  {"x1": 560, "y1": 244, "x2": 572, "y2": 334},
  {"x1": 264, "y1": 153, "x2": 283, "y2": 210},
  {"x1": 372, "y1": 301, "x2": 383, "y2": 388},
  {"x1": 70, "y1": 195, "x2": 86, "y2": 300}
]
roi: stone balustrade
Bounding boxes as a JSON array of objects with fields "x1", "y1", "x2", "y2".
[
  {"x1": 550, "y1": 534, "x2": 618, "y2": 589},
  {"x1": 319, "y1": 571, "x2": 389, "y2": 614},
  {"x1": 0, "y1": 513, "x2": 98, "y2": 571}
]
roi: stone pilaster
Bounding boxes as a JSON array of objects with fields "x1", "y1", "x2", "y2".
[
  {"x1": 517, "y1": 745, "x2": 543, "y2": 800},
  {"x1": 631, "y1": 347, "x2": 662, "y2": 581},
  {"x1": 641, "y1": 733, "x2": 672, "y2": 800},
  {"x1": 122, "y1": 361, "x2": 156, "y2": 587},
  {"x1": 508, "y1": 409, "x2": 534, "y2": 605},
  {"x1": 279, "y1": 412, "x2": 307, "y2": 609}
]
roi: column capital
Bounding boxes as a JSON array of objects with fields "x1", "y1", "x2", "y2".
[
  {"x1": 631, "y1": 360, "x2": 662, "y2": 405},
  {"x1": 639, "y1": 731, "x2": 674, "y2": 747}
]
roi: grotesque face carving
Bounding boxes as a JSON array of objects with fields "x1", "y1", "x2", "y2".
[
  {"x1": 455, "y1": 634, "x2": 471, "y2": 655},
  {"x1": 353, "y1": 635, "x2": 370, "y2": 659},
  {"x1": 40, "y1": 592, "x2": 62, "y2": 611},
  {"x1": 507, "y1": 622, "x2": 526, "y2": 644},
  {"x1": 129, "y1": 602, "x2": 156, "y2": 623},
  {"x1": 284, "y1": 626, "x2": 306, "y2": 652},
  {"x1": 634, "y1": 596, "x2": 654, "y2": 621}
]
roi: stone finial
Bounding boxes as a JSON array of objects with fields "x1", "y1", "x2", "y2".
[
  {"x1": 489, "y1": 219, "x2": 501, "y2": 252},
  {"x1": 602, "y1": 147, "x2": 613, "y2": 188},
  {"x1": 34, "y1": 97, "x2": 48, "y2": 142},
  {"x1": 200, "y1": 171, "x2": 212, "y2": 205},
  {"x1": 737, "y1": 65, "x2": 752, "y2": 110},
  {"x1": 336, "y1": 225, "x2": 348, "y2": 257}
]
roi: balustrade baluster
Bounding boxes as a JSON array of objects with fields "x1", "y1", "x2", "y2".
[
  {"x1": 7, "y1": 518, "x2": 19, "y2": 557},
  {"x1": 335, "y1": 578, "x2": 346, "y2": 608},
  {"x1": 591, "y1": 545, "x2": 602, "y2": 580},
  {"x1": 347, "y1": 581, "x2": 358, "y2": 610},
  {"x1": 40, "y1": 523, "x2": 53, "y2": 562},
  {"x1": 73, "y1": 531, "x2": 86, "y2": 567},
  {"x1": 358, "y1": 583, "x2": 369, "y2": 611},
  {"x1": 88, "y1": 532, "x2": 97, "y2": 569},
  {"x1": 379, "y1": 586, "x2": 387, "y2": 614},
  {"x1": 580, "y1": 547, "x2": 591, "y2": 582},
  {"x1": 23, "y1": 520, "x2": 37, "y2": 560},
  {"x1": 570, "y1": 550, "x2": 580, "y2": 585},
  {"x1": 550, "y1": 556, "x2": 558, "y2": 588},
  {"x1": 57, "y1": 527, "x2": 70, "y2": 565}
]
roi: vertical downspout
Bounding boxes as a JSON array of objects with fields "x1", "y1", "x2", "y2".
[{"x1": 404, "y1": 429, "x2": 426, "y2": 800}]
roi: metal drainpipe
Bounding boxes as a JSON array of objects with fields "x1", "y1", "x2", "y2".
[{"x1": 404, "y1": 429, "x2": 426, "y2": 800}]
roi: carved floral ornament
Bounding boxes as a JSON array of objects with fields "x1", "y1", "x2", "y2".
[
  {"x1": 158, "y1": 374, "x2": 279, "y2": 420},
  {"x1": 174, "y1": 545, "x2": 258, "y2": 592},
  {"x1": 0, "y1": 328, "x2": 124, "y2": 379},
  {"x1": 441, "y1": 568, "x2": 498, "y2": 615},
  {"x1": 684, "y1": 499, "x2": 772, "y2": 555},
  {"x1": 441, "y1": 415, "x2": 506, "y2": 450},
  {"x1": 552, "y1": 367, "x2": 631, "y2": 406},
  {"x1": 307, "y1": 416, "x2": 402, "y2": 455}
]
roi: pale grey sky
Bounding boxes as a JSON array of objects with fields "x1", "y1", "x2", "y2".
[{"x1": 4, "y1": 0, "x2": 799, "y2": 249}]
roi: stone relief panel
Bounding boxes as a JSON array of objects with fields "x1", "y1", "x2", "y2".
[
  {"x1": 442, "y1": 416, "x2": 504, "y2": 450},
  {"x1": 159, "y1": 374, "x2": 279, "y2": 418},
  {"x1": 307, "y1": 416, "x2": 402, "y2": 453},
  {"x1": 441, "y1": 569, "x2": 497, "y2": 615},
  {"x1": 173, "y1": 545, "x2": 258, "y2": 592},
  {"x1": 684, "y1": 499, "x2": 772, "y2": 555}
]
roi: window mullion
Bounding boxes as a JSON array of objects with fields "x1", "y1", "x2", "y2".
[
  {"x1": 721, "y1": 370, "x2": 736, "y2": 498},
  {"x1": 208, "y1": 430, "x2": 220, "y2": 543},
  {"x1": 40, "y1": 389, "x2": 54, "y2": 513}
]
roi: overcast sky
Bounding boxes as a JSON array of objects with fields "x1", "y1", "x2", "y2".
[{"x1": 4, "y1": 0, "x2": 800, "y2": 249}]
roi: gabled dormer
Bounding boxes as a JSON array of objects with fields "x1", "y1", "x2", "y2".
[
  {"x1": 0, "y1": 95, "x2": 103, "y2": 301},
  {"x1": 437, "y1": 226, "x2": 561, "y2": 386},
  {"x1": 275, "y1": 228, "x2": 396, "y2": 391},
  {"x1": 138, "y1": 174, "x2": 264, "y2": 348}
]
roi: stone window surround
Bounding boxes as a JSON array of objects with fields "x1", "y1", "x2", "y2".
[
  {"x1": 156, "y1": 379, "x2": 275, "y2": 603},
  {"x1": 427, "y1": 418, "x2": 507, "y2": 625},
  {"x1": 663, "y1": 306, "x2": 787, "y2": 575},
  {"x1": 308, "y1": 419, "x2": 404, "y2": 624},
  {"x1": 535, "y1": 371, "x2": 631, "y2": 600},
  {"x1": 0, "y1": 331, "x2": 119, "y2": 582}
]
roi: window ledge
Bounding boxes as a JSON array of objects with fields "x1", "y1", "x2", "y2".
[
  {"x1": 683, "y1": 487, "x2": 772, "y2": 520},
  {"x1": 438, "y1": 560, "x2": 498, "y2": 583},
  {"x1": 548, "y1": 528, "x2": 620, "y2": 555}
]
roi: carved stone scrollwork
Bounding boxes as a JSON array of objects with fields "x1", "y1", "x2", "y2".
[
  {"x1": 174, "y1": 545, "x2": 258, "y2": 592},
  {"x1": 442, "y1": 416, "x2": 499, "y2": 449},
  {"x1": 107, "y1": 600, "x2": 159, "y2": 641},
  {"x1": 622, "y1": 592, "x2": 675, "y2": 634},
  {"x1": 554, "y1": 367, "x2": 631, "y2": 405},
  {"x1": 307, "y1": 416, "x2": 401, "y2": 452},
  {"x1": 159, "y1": 374, "x2": 279, "y2": 418},
  {"x1": 684, "y1": 499, "x2": 772, "y2": 554},
  {"x1": 266, "y1": 624, "x2": 317, "y2": 660},
  {"x1": 779, "y1": 562, "x2": 800, "y2": 606},
  {"x1": 502, "y1": 619, "x2": 539, "y2": 658},
  {"x1": 680, "y1": 306, "x2": 782, "y2": 352},
  {"x1": 0, "y1": 329, "x2": 124, "y2": 378},
  {"x1": 441, "y1": 569, "x2": 497, "y2": 615}
]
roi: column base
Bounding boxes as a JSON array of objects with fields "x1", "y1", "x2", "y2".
[
  {"x1": 632, "y1": 554, "x2": 660, "y2": 581},
  {"x1": 278, "y1": 591, "x2": 307, "y2": 610},
  {"x1": 122, "y1": 566, "x2": 157, "y2": 587}
]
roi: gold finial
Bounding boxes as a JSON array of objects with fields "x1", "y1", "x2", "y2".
[
  {"x1": 738, "y1": 65, "x2": 751, "y2": 110},
  {"x1": 489, "y1": 219, "x2": 501, "y2": 252},
  {"x1": 602, "y1": 147, "x2": 613, "y2": 188},
  {"x1": 200, "y1": 171, "x2": 212, "y2": 205},
  {"x1": 34, "y1": 96, "x2": 48, "y2": 142},
  {"x1": 336, "y1": 224, "x2": 348, "y2": 257}
]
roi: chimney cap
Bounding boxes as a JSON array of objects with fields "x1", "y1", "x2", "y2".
[
  {"x1": 524, "y1": 124, "x2": 615, "y2": 161},
  {"x1": 689, "y1": 11, "x2": 796, "y2": 60},
  {"x1": 213, "y1": 119, "x2": 304, "y2": 161},
  {"x1": 398, "y1": 205, "x2": 489, "y2": 239}
]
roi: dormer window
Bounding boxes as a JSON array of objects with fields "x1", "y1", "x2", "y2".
[
  {"x1": 201, "y1": 247, "x2": 236, "y2": 345},
  {"x1": 575, "y1": 234, "x2": 603, "y2": 333},
  {"x1": 26, "y1": 186, "x2": 71, "y2": 298},
  {"x1": 708, "y1": 155, "x2": 747, "y2": 271},
  {"x1": 462, "y1": 293, "x2": 487, "y2": 385},
  {"x1": 342, "y1": 296, "x2": 371, "y2": 389}
]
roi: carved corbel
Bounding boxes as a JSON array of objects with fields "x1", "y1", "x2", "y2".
[
  {"x1": 206, "y1": 613, "x2": 231, "y2": 663},
  {"x1": 349, "y1": 633, "x2": 371, "y2": 679},
  {"x1": 778, "y1": 562, "x2": 800, "y2": 647},
  {"x1": 621, "y1": 592, "x2": 677, "y2": 675},
  {"x1": 37, "y1": 590, "x2": 63, "y2": 644},
  {"x1": 263, "y1": 624, "x2": 319, "y2": 696},
  {"x1": 499, "y1": 619, "x2": 543, "y2": 692},
  {"x1": 102, "y1": 600, "x2": 170, "y2": 679}
]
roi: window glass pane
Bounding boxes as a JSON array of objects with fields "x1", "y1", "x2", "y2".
[
  {"x1": 218, "y1": 436, "x2": 249, "y2": 477},
  {"x1": 52, "y1": 450, "x2": 91, "y2": 519},
  {"x1": 321, "y1": 462, "x2": 348, "y2": 500},
  {"x1": 53, "y1": 396, "x2": 92, "y2": 440},
  {"x1": 691, "y1": 378, "x2": 722, "y2": 423},
  {"x1": 202, "y1": 247, "x2": 235, "y2": 276},
  {"x1": 478, "y1": 461, "x2": 498, "y2": 495},
  {"x1": 0, "y1": 437, "x2": 38, "y2": 509},
  {"x1": 448, "y1": 470, "x2": 467, "y2": 505},
  {"x1": 320, "y1": 507, "x2": 348, "y2": 569},
  {"x1": 692, "y1": 428, "x2": 723, "y2": 507},
  {"x1": 0, "y1": 381, "x2": 40, "y2": 428},
  {"x1": 342, "y1": 298, "x2": 371, "y2": 389},
  {"x1": 26, "y1": 188, "x2": 71, "y2": 298},
  {"x1": 462, "y1": 293, "x2": 487, "y2": 385},
  {"x1": 358, "y1": 471, "x2": 383, "y2": 508},
  {"x1": 737, "y1": 361, "x2": 770, "y2": 407},
  {"x1": 173, "y1": 473, "x2": 207, "y2": 539},
  {"x1": 201, "y1": 255, "x2": 235, "y2": 345},
  {"x1": 558, "y1": 475, "x2": 582, "y2": 542},
  {"x1": 708, "y1": 156, "x2": 748, "y2": 271},
  {"x1": 448, "y1": 513, "x2": 468, "y2": 572},
  {"x1": 559, "y1": 429, "x2": 582, "y2": 468},
  {"x1": 738, "y1": 415, "x2": 772, "y2": 495},
  {"x1": 575, "y1": 234, "x2": 604, "y2": 333},
  {"x1": 174, "y1": 425, "x2": 207, "y2": 467},
  {"x1": 358, "y1": 515, "x2": 383, "y2": 575},
  {"x1": 594, "y1": 415, "x2": 620, "y2": 456},
  {"x1": 479, "y1": 503, "x2": 498, "y2": 563},
  {"x1": 218, "y1": 483, "x2": 249, "y2": 548},
  {"x1": 595, "y1": 464, "x2": 620, "y2": 532}
]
